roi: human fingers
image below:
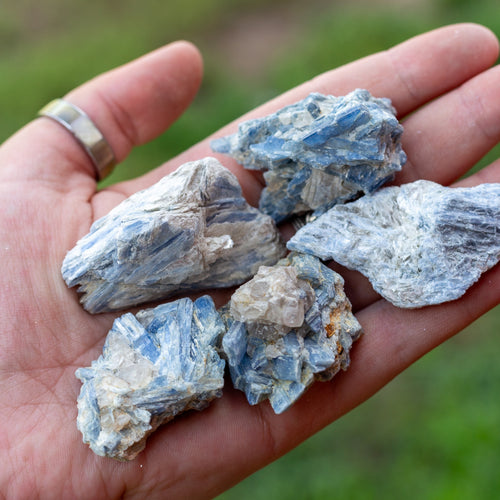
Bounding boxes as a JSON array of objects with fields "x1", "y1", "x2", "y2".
[
  {"x1": 109, "y1": 23, "x2": 498, "y2": 312},
  {"x1": 0, "y1": 41, "x2": 203, "y2": 193},
  {"x1": 396, "y1": 64, "x2": 500, "y2": 186},
  {"x1": 120, "y1": 23, "x2": 498, "y2": 198},
  {"x1": 457, "y1": 157, "x2": 500, "y2": 186}
]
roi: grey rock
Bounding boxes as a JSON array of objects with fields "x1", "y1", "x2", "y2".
[
  {"x1": 62, "y1": 157, "x2": 285, "y2": 313},
  {"x1": 211, "y1": 89, "x2": 406, "y2": 223},
  {"x1": 221, "y1": 252, "x2": 362, "y2": 414},
  {"x1": 75, "y1": 295, "x2": 226, "y2": 461},
  {"x1": 288, "y1": 180, "x2": 500, "y2": 308}
]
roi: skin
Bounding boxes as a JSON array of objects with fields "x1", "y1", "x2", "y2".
[{"x1": 0, "y1": 23, "x2": 499, "y2": 499}]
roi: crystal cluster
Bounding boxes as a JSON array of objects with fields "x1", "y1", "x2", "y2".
[
  {"x1": 211, "y1": 89, "x2": 406, "y2": 222},
  {"x1": 69, "y1": 89, "x2": 500, "y2": 462},
  {"x1": 288, "y1": 180, "x2": 500, "y2": 308},
  {"x1": 62, "y1": 157, "x2": 285, "y2": 313},
  {"x1": 76, "y1": 296, "x2": 225, "y2": 461},
  {"x1": 221, "y1": 252, "x2": 362, "y2": 414}
]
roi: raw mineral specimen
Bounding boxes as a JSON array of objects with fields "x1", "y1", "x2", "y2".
[
  {"x1": 76, "y1": 295, "x2": 226, "y2": 461},
  {"x1": 62, "y1": 157, "x2": 285, "y2": 313},
  {"x1": 221, "y1": 252, "x2": 362, "y2": 414},
  {"x1": 211, "y1": 89, "x2": 406, "y2": 223},
  {"x1": 288, "y1": 180, "x2": 500, "y2": 308}
]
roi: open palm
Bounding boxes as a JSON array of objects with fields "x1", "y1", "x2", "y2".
[{"x1": 0, "y1": 24, "x2": 499, "y2": 499}]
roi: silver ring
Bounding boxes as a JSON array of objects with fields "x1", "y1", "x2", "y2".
[{"x1": 38, "y1": 99, "x2": 116, "y2": 180}]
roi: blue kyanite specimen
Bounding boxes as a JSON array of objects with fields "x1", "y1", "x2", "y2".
[
  {"x1": 211, "y1": 89, "x2": 406, "y2": 223},
  {"x1": 61, "y1": 157, "x2": 285, "y2": 313},
  {"x1": 221, "y1": 252, "x2": 362, "y2": 414},
  {"x1": 288, "y1": 180, "x2": 500, "y2": 308},
  {"x1": 76, "y1": 295, "x2": 226, "y2": 461}
]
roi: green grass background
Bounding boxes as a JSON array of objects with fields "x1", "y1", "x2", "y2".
[{"x1": 1, "y1": 0, "x2": 499, "y2": 498}]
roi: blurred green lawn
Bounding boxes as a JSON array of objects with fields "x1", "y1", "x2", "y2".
[{"x1": 1, "y1": 0, "x2": 498, "y2": 498}]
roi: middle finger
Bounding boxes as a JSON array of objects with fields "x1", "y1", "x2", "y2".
[{"x1": 396, "y1": 64, "x2": 500, "y2": 186}]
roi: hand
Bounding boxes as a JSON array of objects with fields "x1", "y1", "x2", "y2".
[{"x1": 0, "y1": 24, "x2": 499, "y2": 499}]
